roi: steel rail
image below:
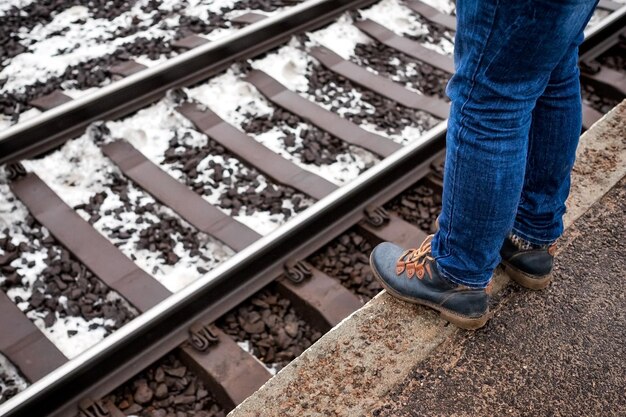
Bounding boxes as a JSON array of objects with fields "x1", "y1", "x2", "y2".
[
  {"x1": 1, "y1": 5, "x2": 624, "y2": 417},
  {"x1": 0, "y1": 124, "x2": 448, "y2": 417},
  {"x1": 580, "y1": 5, "x2": 626, "y2": 58},
  {"x1": 0, "y1": 0, "x2": 377, "y2": 165}
]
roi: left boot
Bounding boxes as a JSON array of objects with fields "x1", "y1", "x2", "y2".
[
  {"x1": 500, "y1": 234, "x2": 556, "y2": 290},
  {"x1": 434, "y1": 216, "x2": 556, "y2": 290},
  {"x1": 369, "y1": 236, "x2": 491, "y2": 330}
]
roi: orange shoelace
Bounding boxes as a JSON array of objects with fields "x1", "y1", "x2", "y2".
[{"x1": 396, "y1": 235, "x2": 435, "y2": 279}]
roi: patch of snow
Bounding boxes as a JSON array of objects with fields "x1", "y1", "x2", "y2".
[
  {"x1": 0, "y1": 179, "x2": 33, "y2": 246},
  {"x1": 0, "y1": 177, "x2": 136, "y2": 359},
  {"x1": 307, "y1": 15, "x2": 372, "y2": 59},
  {"x1": 179, "y1": 0, "x2": 239, "y2": 18},
  {"x1": 360, "y1": 0, "x2": 454, "y2": 56},
  {"x1": 187, "y1": 69, "x2": 274, "y2": 129},
  {"x1": 22, "y1": 133, "x2": 234, "y2": 292},
  {"x1": 189, "y1": 69, "x2": 378, "y2": 186},
  {"x1": 252, "y1": 38, "x2": 312, "y2": 93},
  {"x1": 61, "y1": 87, "x2": 102, "y2": 99},
  {"x1": 21, "y1": 136, "x2": 114, "y2": 208},
  {"x1": 133, "y1": 54, "x2": 173, "y2": 68},
  {"x1": 105, "y1": 98, "x2": 312, "y2": 235},
  {"x1": 0, "y1": 354, "x2": 28, "y2": 394},
  {"x1": 236, "y1": 340, "x2": 280, "y2": 375},
  {"x1": 28, "y1": 310, "x2": 115, "y2": 359},
  {"x1": 362, "y1": 0, "x2": 429, "y2": 37},
  {"x1": 0, "y1": 0, "x2": 36, "y2": 14}
]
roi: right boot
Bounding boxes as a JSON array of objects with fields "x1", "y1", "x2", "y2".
[{"x1": 370, "y1": 235, "x2": 491, "y2": 330}]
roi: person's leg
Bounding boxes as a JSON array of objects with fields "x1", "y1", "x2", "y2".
[
  {"x1": 370, "y1": 0, "x2": 597, "y2": 329},
  {"x1": 499, "y1": 33, "x2": 592, "y2": 289},
  {"x1": 514, "y1": 37, "x2": 586, "y2": 246},
  {"x1": 431, "y1": 0, "x2": 598, "y2": 288}
]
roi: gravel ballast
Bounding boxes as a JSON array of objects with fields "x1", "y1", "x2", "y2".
[
  {"x1": 309, "y1": 230, "x2": 380, "y2": 303},
  {"x1": 101, "y1": 99, "x2": 313, "y2": 235},
  {"x1": 385, "y1": 181, "x2": 442, "y2": 234},
  {"x1": 0, "y1": 354, "x2": 28, "y2": 405},
  {"x1": 218, "y1": 288, "x2": 323, "y2": 374},
  {"x1": 22, "y1": 134, "x2": 234, "y2": 294},
  {"x1": 0, "y1": 177, "x2": 137, "y2": 359},
  {"x1": 106, "y1": 353, "x2": 224, "y2": 417},
  {"x1": 0, "y1": 0, "x2": 305, "y2": 128},
  {"x1": 188, "y1": 68, "x2": 379, "y2": 187}
]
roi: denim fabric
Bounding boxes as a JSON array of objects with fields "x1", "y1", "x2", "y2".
[{"x1": 431, "y1": 0, "x2": 598, "y2": 288}]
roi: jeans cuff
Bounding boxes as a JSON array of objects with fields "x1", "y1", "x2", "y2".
[
  {"x1": 435, "y1": 260, "x2": 491, "y2": 289},
  {"x1": 511, "y1": 224, "x2": 558, "y2": 246}
]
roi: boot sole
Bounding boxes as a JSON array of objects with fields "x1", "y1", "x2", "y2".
[
  {"x1": 501, "y1": 260, "x2": 552, "y2": 290},
  {"x1": 370, "y1": 257, "x2": 490, "y2": 330}
]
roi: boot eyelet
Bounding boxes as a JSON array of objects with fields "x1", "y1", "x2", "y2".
[{"x1": 416, "y1": 265, "x2": 425, "y2": 279}]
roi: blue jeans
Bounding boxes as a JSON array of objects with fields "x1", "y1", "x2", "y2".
[{"x1": 431, "y1": 0, "x2": 599, "y2": 288}]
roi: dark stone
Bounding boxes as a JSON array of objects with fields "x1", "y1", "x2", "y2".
[
  {"x1": 124, "y1": 404, "x2": 143, "y2": 415},
  {"x1": 154, "y1": 383, "x2": 168, "y2": 399},
  {"x1": 133, "y1": 380, "x2": 154, "y2": 404},
  {"x1": 164, "y1": 366, "x2": 186, "y2": 378},
  {"x1": 43, "y1": 311, "x2": 56, "y2": 328}
]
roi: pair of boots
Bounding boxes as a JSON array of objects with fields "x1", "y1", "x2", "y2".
[{"x1": 369, "y1": 233, "x2": 556, "y2": 330}]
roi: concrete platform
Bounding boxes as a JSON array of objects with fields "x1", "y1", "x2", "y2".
[
  {"x1": 228, "y1": 100, "x2": 626, "y2": 417},
  {"x1": 372, "y1": 175, "x2": 626, "y2": 417}
]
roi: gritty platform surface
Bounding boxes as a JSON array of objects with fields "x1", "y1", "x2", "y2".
[
  {"x1": 228, "y1": 103, "x2": 625, "y2": 417},
  {"x1": 371, "y1": 176, "x2": 626, "y2": 417}
]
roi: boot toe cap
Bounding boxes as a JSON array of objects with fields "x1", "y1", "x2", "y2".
[
  {"x1": 370, "y1": 242, "x2": 419, "y2": 295},
  {"x1": 370, "y1": 242, "x2": 404, "y2": 278}
]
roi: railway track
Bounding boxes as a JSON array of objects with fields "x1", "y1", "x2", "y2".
[{"x1": 0, "y1": 0, "x2": 624, "y2": 416}]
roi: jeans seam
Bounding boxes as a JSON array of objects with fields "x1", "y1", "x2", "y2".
[
  {"x1": 442, "y1": 0, "x2": 501, "y2": 259},
  {"x1": 520, "y1": 105, "x2": 537, "y2": 207}
]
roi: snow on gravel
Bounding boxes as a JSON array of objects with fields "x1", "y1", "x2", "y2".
[
  {"x1": 360, "y1": 0, "x2": 454, "y2": 56},
  {"x1": 0, "y1": 0, "x2": 300, "y2": 127},
  {"x1": 308, "y1": 15, "x2": 373, "y2": 59},
  {"x1": 0, "y1": 353, "x2": 28, "y2": 403},
  {"x1": 188, "y1": 67, "x2": 378, "y2": 186},
  {"x1": 0, "y1": 176, "x2": 136, "y2": 359},
  {"x1": 0, "y1": 3, "x2": 172, "y2": 94},
  {"x1": 0, "y1": 0, "x2": 35, "y2": 15},
  {"x1": 20, "y1": 135, "x2": 235, "y2": 293},
  {"x1": 252, "y1": 39, "x2": 432, "y2": 144},
  {"x1": 0, "y1": 0, "x2": 297, "y2": 95},
  {"x1": 103, "y1": 97, "x2": 313, "y2": 233}
]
